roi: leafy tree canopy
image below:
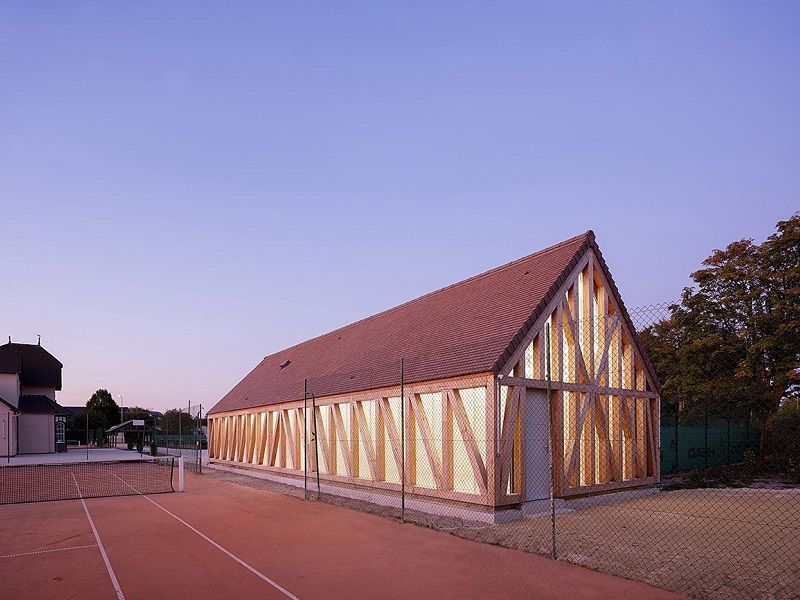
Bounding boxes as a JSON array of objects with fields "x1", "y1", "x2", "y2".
[
  {"x1": 641, "y1": 213, "x2": 800, "y2": 442},
  {"x1": 159, "y1": 408, "x2": 197, "y2": 433},
  {"x1": 85, "y1": 389, "x2": 121, "y2": 431},
  {"x1": 125, "y1": 406, "x2": 153, "y2": 424}
]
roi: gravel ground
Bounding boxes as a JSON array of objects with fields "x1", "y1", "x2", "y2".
[{"x1": 203, "y1": 468, "x2": 800, "y2": 600}]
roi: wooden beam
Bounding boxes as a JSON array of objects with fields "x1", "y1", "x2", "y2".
[
  {"x1": 257, "y1": 412, "x2": 268, "y2": 465},
  {"x1": 350, "y1": 402, "x2": 359, "y2": 478},
  {"x1": 409, "y1": 393, "x2": 445, "y2": 490},
  {"x1": 268, "y1": 412, "x2": 280, "y2": 467},
  {"x1": 561, "y1": 299, "x2": 591, "y2": 385},
  {"x1": 497, "y1": 386, "x2": 521, "y2": 494},
  {"x1": 565, "y1": 392, "x2": 593, "y2": 483},
  {"x1": 594, "y1": 316, "x2": 620, "y2": 384},
  {"x1": 283, "y1": 410, "x2": 299, "y2": 470},
  {"x1": 550, "y1": 390, "x2": 565, "y2": 496},
  {"x1": 498, "y1": 376, "x2": 658, "y2": 398},
  {"x1": 593, "y1": 395, "x2": 618, "y2": 482},
  {"x1": 314, "y1": 407, "x2": 334, "y2": 475},
  {"x1": 404, "y1": 395, "x2": 416, "y2": 486},
  {"x1": 555, "y1": 303, "x2": 564, "y2": 382},
  {"x1": 375, "y1": 400, "x2": 386, "y2": 481},
  {"x1": 332, "y1": 403, "x2": 354, "y2": 478},
  {"x1": 449, "y1": 389, "x2": 488, "y2": 495},
  {"x1": 442, "y1": 391, "x2": 453, "y2": 491},
  {"x1": 354, "y1": 401, "x2": 379, "y2": 481},
  {"x1": 590, "y1": 250, "x2": 659, "y2": 394},
  {"x1": 294, "y1": 409, "x2": 304, "y2": 471},
  {"x1": 497, "y1": 252, "x2": 590, "y2": 378},
  {"x1": 378, "y1": 398, "x2": 403, "y2": 479}
]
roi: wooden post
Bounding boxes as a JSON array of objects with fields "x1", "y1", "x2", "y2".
[{"x1": 442, "y1": 391, "x2": 453, "y2": 491}]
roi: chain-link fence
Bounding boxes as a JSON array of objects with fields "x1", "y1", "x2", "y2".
[
  {"x1": 155, "y1": 404, "x2": 206, "y2": 473},
  {"x1": 208, "y1": 301, "x2": 799, "y2": 599}
]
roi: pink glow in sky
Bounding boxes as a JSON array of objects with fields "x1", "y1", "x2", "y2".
[{"x1": 1, "y1": 2, "x2": 798, "y2": 412}]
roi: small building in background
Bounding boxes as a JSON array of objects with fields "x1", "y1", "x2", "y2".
[{"x1": 0, "y1": 341, "x2": 68, "y2": 456}]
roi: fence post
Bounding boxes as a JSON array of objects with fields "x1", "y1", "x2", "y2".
[
  {"x1": 304, "y1": 379, "x2": 308, "y2": 500},
  {"x1": 545, "y1": 323, "x2": 556, "y2": 560},
  {"x1": 400, "y1": 358, "x2": 405, "y2": 522}
]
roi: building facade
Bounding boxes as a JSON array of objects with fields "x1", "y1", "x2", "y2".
[
  {"x1": 0, "y1": 342, "x2": 68, "y2": 456},
  {"x1": 208, "y1": 232, "x2": 660, "y2": 516}
]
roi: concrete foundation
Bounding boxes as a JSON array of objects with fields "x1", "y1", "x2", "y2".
[{"x1": 208, "y1": 462, "x2": 528, "y2": 524}]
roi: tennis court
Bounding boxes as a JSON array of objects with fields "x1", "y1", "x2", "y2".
[{"x1": 0, "y1": 462, "x2": 684, "y2": 600}]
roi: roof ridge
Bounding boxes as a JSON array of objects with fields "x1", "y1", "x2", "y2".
[{"x1": 263, "y1": 231, "x2": 594, "y2": 361}]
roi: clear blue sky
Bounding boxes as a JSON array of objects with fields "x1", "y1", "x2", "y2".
[{"x1": 1, "y1": 2, "x2": 797, "y2": 412}]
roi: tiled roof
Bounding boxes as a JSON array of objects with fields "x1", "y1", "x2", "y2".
[
  {"x1": 0, "y1": 343, "x2": 63, "y2": 390},
  {"x1": 209, "y1": 232, "x2": 597, "y2": 415},
  {"x1": 18, "y1": 395, "x2": 69, "y2": 416}
]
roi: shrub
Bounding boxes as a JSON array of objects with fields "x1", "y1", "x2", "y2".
[{"x1": 766, "y1": 402, "x2": 800, "y2": 482}]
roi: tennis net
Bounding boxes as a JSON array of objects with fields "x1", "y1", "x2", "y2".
[{"x1": 0, "y1": 458, "x2": 175, "y2": 505}]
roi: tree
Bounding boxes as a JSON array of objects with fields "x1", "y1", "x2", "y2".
[
  {"x1": 641, "y1": 213, "x2": 800, "y2": 450},
  {"x1": 126, "y1": 406, "x2": 152, "y2": 423},
  {"x1": 85, "y1": 389, "x2": 121, "y2": 432},
  {"x1": 160, "y1": 409, "x2": 195, "y2": 434}
]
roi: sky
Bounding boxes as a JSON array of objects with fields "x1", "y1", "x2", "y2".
[{"x1": 1, "y1": 2, "x2": 798, "y2": 412}]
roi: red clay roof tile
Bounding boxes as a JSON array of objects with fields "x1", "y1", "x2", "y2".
[{"x1": 209, "y1": 231, "x2": 594, "y2": 414}]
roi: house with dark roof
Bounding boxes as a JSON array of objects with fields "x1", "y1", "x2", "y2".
[
  {"x1": 208, "y1": 232, "x2": 660, "y2": 519},
  {"x1": 0, "y1": 341, "x2": 69, "y2": 456}
]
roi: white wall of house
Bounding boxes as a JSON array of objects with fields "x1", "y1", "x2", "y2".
[
  {"x1": 20, "y1": 386, "x2": 56, "y2": 400},
  {"x1": 0, "y1": 373, "x2": 20, "y2": 409},
  {"x1": 18, "y1": 413, "x2": 54, "y2": 454},
  {"x1": 0, "y1": 406, "x2": 17, "y2": 457}
]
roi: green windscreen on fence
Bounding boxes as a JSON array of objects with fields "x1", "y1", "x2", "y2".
[{"x1": 660, "y1": 419, "x2": 758, "y2": 473}]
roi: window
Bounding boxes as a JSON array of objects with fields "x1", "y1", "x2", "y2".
[{"x1": 55, "y1": 419, "x2": 65, "y2": 444}]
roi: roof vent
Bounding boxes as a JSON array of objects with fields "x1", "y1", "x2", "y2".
[
  {"x1": 279, "y1": 360, "x2": 291, "y2": 369},
  {"x1": 524, "y1": 270, "x2": 530, "y2": 275}
]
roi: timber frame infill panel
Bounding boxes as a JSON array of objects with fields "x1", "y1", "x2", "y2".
[
  {"x1": 208, "y1": 373, "x2": 497, "y2": 507},
  {"x1": 495, "y1": 249, "x2": 661, "y2": 500}
]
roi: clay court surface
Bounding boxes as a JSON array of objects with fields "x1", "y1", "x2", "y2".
[{"x1": 0, "y1": 471, "x2": 684, "y2": 600}]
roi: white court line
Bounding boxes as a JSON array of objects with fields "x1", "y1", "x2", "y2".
[
  {"x1": 71, "y1": 474, "x2": 126, "y2": 600},
  {"x1": 110, "y1": 472, "x2": 299, "y2": 600},
  {"x1": 0, "y1": 544, "x2": 97, "y2": 560}
]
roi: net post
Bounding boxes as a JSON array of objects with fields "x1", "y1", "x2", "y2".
[
  {"x1": 177, "y1": 456, "x2": 185, "y2": 492},
  {"x1": 199, "y1": 403, "x2": 203, "y2": 474}
]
